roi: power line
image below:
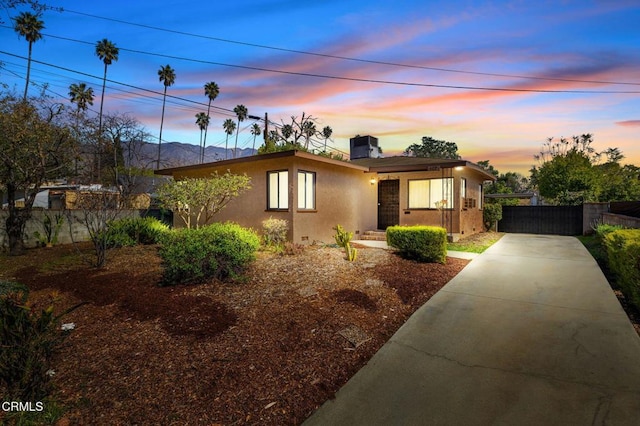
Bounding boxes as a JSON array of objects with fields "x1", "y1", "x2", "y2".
[
  {"x1": 3, "y1": 46, "x2": 639, "y2": 95},
  {"x1": 60, "y1": 8, "x2": 640, "y2": 87},
  {"x1": 0, "y1": 50, "x2": 243, "y2": 113}
]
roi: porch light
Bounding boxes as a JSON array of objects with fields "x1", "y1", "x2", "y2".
[
  {"x1": 455, "y1": 166, "x2": 464, "y2": 171},
  {"x1": 370, "y1": 178, "x2": 377, "y2": 185}
]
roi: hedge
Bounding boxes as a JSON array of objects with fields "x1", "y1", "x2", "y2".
[
  {"x1": 604, "y1": 229, "x2": 640, "y2": 311},
  {"x1": 158, "y1": 222, "x2": 260, "y2": 286},
  {"x1": 386, "y1": 225, "x2": 447, "y2": 263}
]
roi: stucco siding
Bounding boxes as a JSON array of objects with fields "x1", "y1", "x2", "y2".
[{"x1": 291, "y1": 157, "x2": 377, "y2": 244}]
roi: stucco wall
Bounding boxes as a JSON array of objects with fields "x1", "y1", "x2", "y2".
[
  {"x1": 0, "y1": 209, "x2": 141, "y2": 249},
  {"x1": 166, "y1": 152, "x2": 376, "y2": 244},
  {"x1": 291, "y1": 157, "x2": 377, "y2": 244},
  {"x1": 602, "y1": 212, "x2": 640, "y2": 229},
  {"x1": 376, "y1": 166, "x2": 486, "y2": 237}
]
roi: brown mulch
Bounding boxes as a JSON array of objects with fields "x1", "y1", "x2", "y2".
[{"x1": 1, "y1": 243, "x2": 468, "y2": 425}]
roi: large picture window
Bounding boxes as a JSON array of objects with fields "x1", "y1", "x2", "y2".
[
  {"x1": 267, "y1": 170, "x2": 288, "y2": 210},
  {"x1": 408, "y1": 178, "x2": 454, "y2": 209},
  {"x1": 297, "y1": 171, "x2": 316, "y2": 210}
]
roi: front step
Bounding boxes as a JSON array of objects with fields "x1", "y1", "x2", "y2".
[{"x1": 359, "y1": 230, "x2": 387, "y2": 241}]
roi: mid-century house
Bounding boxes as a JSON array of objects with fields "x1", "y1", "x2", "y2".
[{"x1": 156, "y1": 136, "x2": 496, "y2": 243}]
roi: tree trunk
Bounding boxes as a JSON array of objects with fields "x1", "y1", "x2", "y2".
[{"x1": 5, "y1": 184, "x2": 29, "y2": 256}]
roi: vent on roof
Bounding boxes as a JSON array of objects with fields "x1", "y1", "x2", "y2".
[{"x1": 350, "y1": 135, "x2": 381, "y2": 160}]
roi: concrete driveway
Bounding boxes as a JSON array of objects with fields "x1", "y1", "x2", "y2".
[{"x1": 304, "y1": 234, "x2": 640, "y2": 425}]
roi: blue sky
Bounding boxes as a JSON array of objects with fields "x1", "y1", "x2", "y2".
[{"x1": 1, "y1": 0, "x2": 639, "y2": 174}]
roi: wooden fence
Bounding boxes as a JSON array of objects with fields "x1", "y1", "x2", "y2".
[{"x1": 498, "y1": 205, "x2": 584, "y2": 235}]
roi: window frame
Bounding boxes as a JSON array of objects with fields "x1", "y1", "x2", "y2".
[
  {"x1": 407, "y1": 177, "x2": 454, "y2": 210},
  {"x1": 267, "y1": 170, "x2": 289, "y2": 211},
  {"x1": 297, "y1": 170, "x2": 316, "y2": 211}
]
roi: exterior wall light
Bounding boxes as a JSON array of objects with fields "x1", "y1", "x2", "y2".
[{"x1": 370, "y1": 178, "x2": 377, "y2": 185}]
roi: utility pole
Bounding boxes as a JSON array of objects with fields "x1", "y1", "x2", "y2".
[{"x1": 263, "y1": 112, "x2": 269, "y2": 143}]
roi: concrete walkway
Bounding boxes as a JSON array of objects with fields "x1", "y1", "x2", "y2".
[
  {"x1": 353, "y1": 239, "x2": 479, "y2": 260},
  {"x1": 305, "y1": 234, "x2": 640, "y2": 425}
]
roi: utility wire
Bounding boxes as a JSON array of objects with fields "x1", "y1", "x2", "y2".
[
  {"x1": 60, "y1": 8, "x2": 640, "y2": 87},
  {"x1": 2, "y1": 46, "x2": 639, "y2": 95}
]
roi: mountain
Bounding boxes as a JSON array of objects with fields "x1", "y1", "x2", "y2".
[{"x1": 123, "y1": 141, "x2": 257, "y2": 170}]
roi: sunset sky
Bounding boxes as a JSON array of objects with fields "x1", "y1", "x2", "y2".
[{"x1": 1, "y1": 0, "x2": 639, "y2": 175}]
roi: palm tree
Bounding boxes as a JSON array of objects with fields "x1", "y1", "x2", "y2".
[
  {"x1": 222, "y1": 118, "x2": 236, "y2": 160},
  {"x1": 13, "y1": 12, "x2": 44, "y2": 100},
  {"x1": 195, "y1": 112, "x2": 209, "y2": 163},
  {"x1": 95, "y1": 38, "x2": 119, "y2": 182},
  {"x1": 281, "y1": 124, "x2": 293, "y2": 142},
  {"x1": 95, "y1": 39, "x2": 119, "y2": 136},
  {"x1": 69, "y1": 83, "x2": 94, "y2": 176},
  {"x1": 69, "y1": 83, "x2": 94, "y2": 112},
  {"x1": 233, "y1": 104, "x2": 248, "y2": 158},
  {"x1": 157, "y1": 64, "x2": 176, "y2": 169},
  {"x1": 302, "y1": 121, "x2": 316, "y2": 150},
  {"x1": 322, "y1": 126, "x2": 333, "y2": 152},
  {"x1": 202, "y1": 81, "x2": 219, "y2": 162},
  {"x1": 250, "y1": 123, "x2": 261, "y2": 153}
]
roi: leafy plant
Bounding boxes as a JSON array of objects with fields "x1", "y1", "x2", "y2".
[
  {"x1": 333, "y1": 224, "x2": 357, "y2": 261},
  {"x1": 483, "y1": 203, "x2": 503, "y2": 231},
  {"x1": 158, "y1": 222, "x2": 260, "y2": 286},
  {"x1": 107, "y1": 216, "x2": 170, "y2": 246},
  {"x1": 603, "y1": 229, "x2": 640, "y2": 311},
  {"x1": 0, "y1": 281, "x2": 84, "y2": 401},
  {"x1": 262, "y1": 217, "x2": 289, "y2": 248},
  {"x1": 386, "y1": 225, "x2": 447, "y2": 263},
  {"x1": 33, "y1": 212, "x2": 65, "y2": 247},
  {"x1": 156, "y1": 172, "x2": 251, "y2": 229}
]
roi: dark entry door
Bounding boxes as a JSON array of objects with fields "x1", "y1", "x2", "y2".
[{"x1": 378, "y1": 179, "x2": 399, "y2": 230}]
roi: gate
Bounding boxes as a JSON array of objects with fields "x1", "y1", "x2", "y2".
[{"x1": 498, "y1": 205, "x2": 583, "y2": 235}]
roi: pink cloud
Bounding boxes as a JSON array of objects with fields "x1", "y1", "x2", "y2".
[{"x1": 616, "y1": 120, "x2": 640, "y2": 127}]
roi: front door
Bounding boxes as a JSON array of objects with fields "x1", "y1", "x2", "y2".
[{"x1": 378, "y1": 179, "x2": 399, "y2": 230}]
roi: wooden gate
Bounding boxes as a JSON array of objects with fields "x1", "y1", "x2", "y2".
[
  {"x1": 378, "y1": 179, "x2": 399, "y2": 230},
  {"x1": 498, "y1": 205, "x2": 583, "y2": 235}
]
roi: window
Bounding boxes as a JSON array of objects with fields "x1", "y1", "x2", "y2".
[
  {"x1": 461, "y1": 178, "x2": 467, "y2": 199},
  {"x1": 408, "y1": 178, "x2": 454, "y2": 209},
  {"x1": 478, "y1": 184, "x2": 483, "y2": 209},
  {"x1": 297, "y1": 171, "x2": 316, "y2": 210},
  {"x1": 267, "y1": 170, "x2": 288, "y2": 210}
]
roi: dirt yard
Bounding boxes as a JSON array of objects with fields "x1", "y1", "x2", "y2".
[{"x1": 1, "y1": 242, "x2": 469, "y2": 425}]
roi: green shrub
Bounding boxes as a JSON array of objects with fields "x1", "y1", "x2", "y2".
[
  {"x1": 158, "y1": 222, "x2": 260, "y2": 286},
  {"x1": 0, "y1": 281, "x2": 83, "y2": 401},
  {"x1": 483, "y1": 203, "x2": 502, "y2": 231},
  {"x1": 594, "y1": 222, "x2": 624, "y2": 244},
  {"x1": 387, "y1": 225, "x2": 447, "y2": 263},
  {"x1": 106, "y1": 216, "x2": 170, "y2": 247},
  {"x1": 262, "y1": 217, "x2": 289, "y2": 247},
  {"x1": 604, "y1": 229, "x2": 640, "y2": 311}
]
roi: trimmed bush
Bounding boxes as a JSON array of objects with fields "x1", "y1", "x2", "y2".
[
  {"x1": 604, "y1": 229, "x2": 640, "y2": 311},
  {"x1": 158, "y1": 222, "x2": 260, "y2": 286},
  {"x1": 106, "y1": 216, "x2": 170, "y2": 247},
  {"x1": 386, "y1": 225, "x2": 447, "y2": 263}
]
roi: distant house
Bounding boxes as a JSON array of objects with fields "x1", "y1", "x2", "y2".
[{"x1": 156, "y1": 136, "x2": 496, "y2": 243}]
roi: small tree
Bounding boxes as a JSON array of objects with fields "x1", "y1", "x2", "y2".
[
  {"x1": 0, "y1": 94, "x2": 77, "y2": 255},
  {"x1": 483, "y1": 203, "x2": 502, "y2": 231},
  {"x1": 156, "y1": 172, "x2": 251, "y2": 229},
  {"x1": 65, "y1": 189, "x2": 122, "y2": 268}
]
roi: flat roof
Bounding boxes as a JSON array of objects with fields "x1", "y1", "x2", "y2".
[{"x1": 156, "y1": 150, "x2": 496, "y2": 180}]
